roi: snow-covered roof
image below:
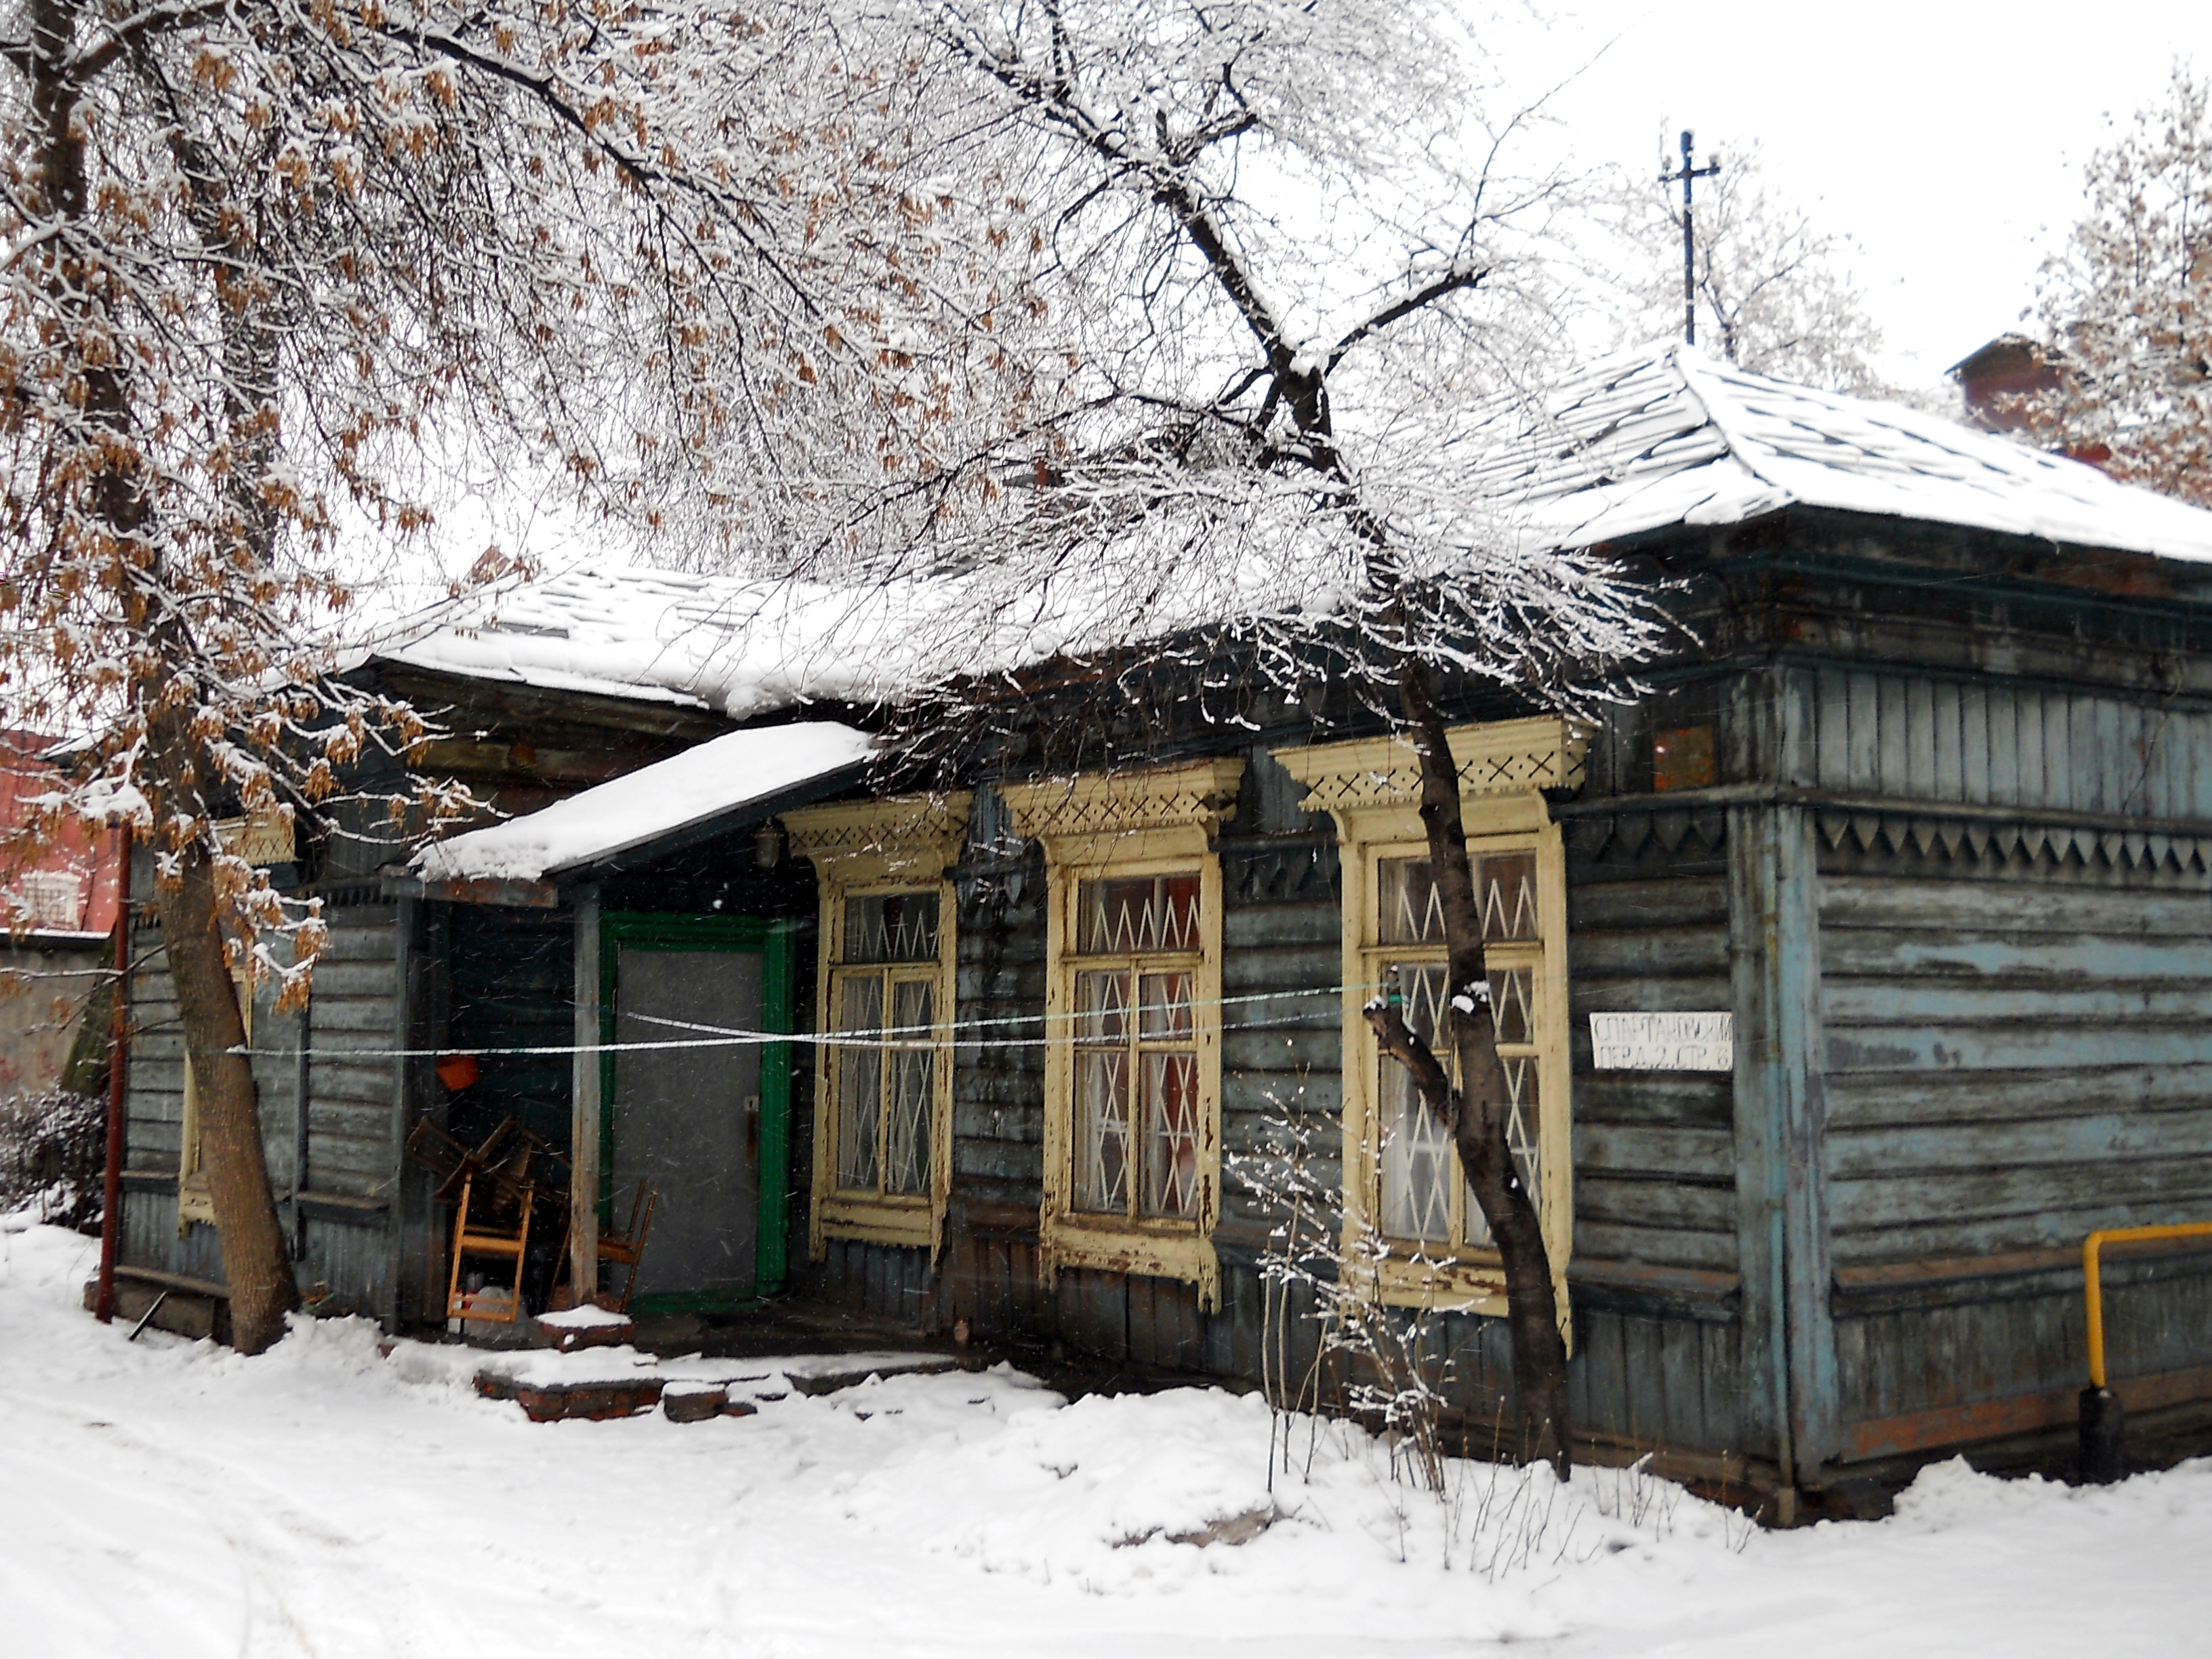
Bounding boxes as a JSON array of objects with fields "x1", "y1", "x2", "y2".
[
  {"x1": 365, "y1": 344, "x2": 2212, "y2": 730},
  {"x1": 356, "y1": 565, "x2": 1017, "y2": 724},
  {"x1": 414, "y1": 720, "x2": 876, "y2": 882},
  {"x1": 356, "y1": 569, "x2": 764, "y2": 713},
  {"x1": 1469, "y1": 342, "x2": 2212, "y2": 562}
]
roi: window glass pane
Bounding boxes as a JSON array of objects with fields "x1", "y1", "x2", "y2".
[
  {"x1": 1489, "y1": 963, "x2": 1533, "y2": 1046},
  {"x1": 882, "y1": 1046, "x2": 932, "y2": 1196},
  {"x1": 1393, "y1": 958, "x2": 1450, "y2": 1048},
  {"x1": 844, "y1": 891, "x2": 940, "y2": 964},
  {"x1": 1073, "y1": 1050, "x2": 1130, "y2": 1212},
  {"x1": 1136, "y1": 971, "x2": 1193, "y2": 1040},
  {"x1": 1141, "y1": 1050, "x2": 1202, "y2": 1218},
  {"x1": 1465, "y1": 1059, "x2": 1541, "y2": 1246},
  {"x1": 1380, "y1": 1062, "x2": 1452, "y2": 1244},
  {"x1": 1077, "y1": 872, "x2": 1201, "y2": 954},
  {"x1": 881, "y1": 979, "x2": 935, "y2": 1197},
  {"x1": 1477, "y1": 853, "x2": 1538, "y2": 942},
  {"x1": 1376, "y1": 857, "x2": 1445, "y2": 945},
  {"x1": 890, "y1": 977, "x2": 934, "y2": 1036},
  {"x1": 1075, "y1": 969, "x2": 1129, "y2": 1044},
  {"x1": 834, "y1": 975, "x2": 883, "y2": 1191},
  {"x1": 1379, "y1": 962, "x2": 1452, "y2": 1242}
]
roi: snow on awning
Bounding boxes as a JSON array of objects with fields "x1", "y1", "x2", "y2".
[{"x1": 413, "y1": 720, "x2": 876, "y2": 886}]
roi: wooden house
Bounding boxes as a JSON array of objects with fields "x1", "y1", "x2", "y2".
[{"x1": 108, "y1": 345, "x2": 2212, "y2": 1513}]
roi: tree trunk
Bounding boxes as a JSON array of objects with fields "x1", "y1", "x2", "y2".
[
  {"x1": 1392, "y1": 660, "x2": 1572, "y2": 1473},
  {"x1": 28, "y1": 0, "x2": 300, "y2": 1355},
  {"x1": 155, "y1": 836, "x2": 298, "y2": 1355}
]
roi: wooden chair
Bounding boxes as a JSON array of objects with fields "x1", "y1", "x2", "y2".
[
  {"x1": 430, "y1": 1118, "x2": 561, "y2": 1326},
  {"x1": 552, "y1": 1181, "x2": 659, "y2": 1313},
  {"x1": 597, "y1": 1181, "x2": 659, "y2": 1313},
  {"x1": 446, "y1": 1169, "x2": 536, "y2": 1325}
]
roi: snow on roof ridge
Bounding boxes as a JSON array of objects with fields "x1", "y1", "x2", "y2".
[
  {"x1": 1509, "y1": 339, "x2": 2212, "y2": 565},
  {"x1": 1664, "y1": 342, "x2": 1792, "y2": 500}
]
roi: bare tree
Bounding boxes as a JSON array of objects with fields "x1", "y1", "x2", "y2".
[
  {"x1": 816, "y1": 0, "x2": 1671, "y2": 1469},
  {"x1": 1592, "y1": 137, "x2": 1889, "y2": 395},
  {"x1": 2028, "y1": 62, "x2": 2212, "y2": 507},
  {"x1": 0, "y1": 0, "x2": 1026, "y2": 1350}
]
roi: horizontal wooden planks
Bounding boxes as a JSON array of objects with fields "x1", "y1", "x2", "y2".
[
  {"x1": 950, "y1": 844, "x2": 1048, "y2": 1216},
  {"x1": 1822, "y1": 871, "x2": 2212, "y2": 1266},
  {"x1": 123, "y1": 920, "x2": 308, "y2": 1229},
  {"x1": 1567, "y1": 872, "x2": 1738, "y2": 1275},
  {"x1": 304, "y1": 905, "x2": 401, "y2": 1200}
]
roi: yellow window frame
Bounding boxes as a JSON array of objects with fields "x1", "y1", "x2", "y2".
[
  {"x1": 785, "y1": 794, "x2": 970, "y2": 1261},
  {"x1": 1001, "y1": 758, "x2": 1243, "y2": 1311},
  {"x1": 1274, "y1": 718, "x2": 1582, "y2": 1321}
]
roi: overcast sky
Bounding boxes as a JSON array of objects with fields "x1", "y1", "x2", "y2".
[{"x1": 1518, "y1": 1, "x2": 2204, "y2": 390}]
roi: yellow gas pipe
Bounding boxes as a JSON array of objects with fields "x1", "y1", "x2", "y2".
[{"x1": 2084, "y1": 1223, "x2": 2212, "y2": 1389}]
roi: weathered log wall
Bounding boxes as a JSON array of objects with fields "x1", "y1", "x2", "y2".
[{"x1": 118, "y1": 898, "x2": 412, "y2": 1319}]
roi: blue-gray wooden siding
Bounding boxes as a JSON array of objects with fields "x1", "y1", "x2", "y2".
[
  {"x1": 1784, "y1": 663, "x2": 2212, "y2": 1469},
  {"x1": 822, "y1": 659, "x2": 2212, "y2": 1481},
  {"x1": 817, "y1": 747, "x2": 1757, "y2": 1469},
  {"x1": 119, "y1": 901, "x2": 407, "y2": 1317}
]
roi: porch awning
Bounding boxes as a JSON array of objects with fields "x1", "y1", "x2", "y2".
[{"x1": 411, "y1": 720, "x2": 876, "y2": 888}]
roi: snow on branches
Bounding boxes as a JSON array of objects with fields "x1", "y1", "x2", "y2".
[
  {"x1": 847, "y1": 0, "x2": 1666, "y2": 759},
  {"x1": 0, "y1": 0, "x2": 1049, "y2": 989},
  {"x1": 1588, "y1": 138, "x2": 1890, "y2": 398},
  {"x1": 2030, "y1": 62, "x2": 2212, "y2": 508}
]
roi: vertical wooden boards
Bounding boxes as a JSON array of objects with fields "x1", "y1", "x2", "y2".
[
  {"x1": 384, "y1": 897, "x2": 417, "y2": 1328},
  {"x1": 818, "y1": 1237, "x2": 940, "y2": 1326},
  {"x1": 1809, "y1": 665, "x2": 2212, "y2": 823},
  {"x1": 1728, "y1": 668, "x2": 1838, "y2": 1481},
  {"x1": 569, "y1": 887, "x2": 600, "y2": 1301}
]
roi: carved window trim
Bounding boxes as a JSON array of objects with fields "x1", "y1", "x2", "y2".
[
  {"x1": 178, "y1": 971, "x2": 251, "y2": 1233},
  {"x1": 1274, "y1": 718, "x2": 1581, "y2": 1318},
  {"x1": 785, "y1": 794, "x2": 970, "y2": 1261},
  {"x1": 1000, "y1": 758, "x2": 1243, "y2": 1310}
]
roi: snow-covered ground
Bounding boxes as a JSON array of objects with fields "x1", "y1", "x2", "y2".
[{"x1": 4, "y1": 1220, "x2": 2207, "y2": 1658}]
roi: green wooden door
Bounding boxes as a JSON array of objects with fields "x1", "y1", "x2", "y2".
[{"x1": 599, "y1": 914, "x2": 795, "y2": 1312}]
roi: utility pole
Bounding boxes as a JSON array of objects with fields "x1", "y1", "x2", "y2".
[{"x1": 1660, "y1": 129, "x2": 1720, "y2": 347}]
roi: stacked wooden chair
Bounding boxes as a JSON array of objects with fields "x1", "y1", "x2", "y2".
[{"x1": 407, "y1": 1118, "x2": 566, "y2": 1326}]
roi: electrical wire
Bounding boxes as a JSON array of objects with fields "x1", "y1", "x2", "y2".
[{"x1": 230, "y1": 980, "x2": 1395, "y2": 1062}]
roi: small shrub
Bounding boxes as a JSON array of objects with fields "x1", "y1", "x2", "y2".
[{"x1": 0, "y1": 1088, "x2": 107, "y2": 1232}]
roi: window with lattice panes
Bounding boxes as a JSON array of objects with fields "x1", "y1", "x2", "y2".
[
  {"x1": 12, "y1": 870, "x2": 84, "y2": 930},
  {"x1": 1069, "y1": 872, "x2": 1205, "y2": 1223},
  {"x1": 1366, "y1": 850, "x2": 1544, "y2": 1252},
  {"x1": 826, "y1": 890, "x2": 943, "y2": 1201}
]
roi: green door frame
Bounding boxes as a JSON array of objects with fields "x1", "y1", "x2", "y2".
[{"x1": 598, "y1": 911, "x2": 798, "y2": 1310}]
